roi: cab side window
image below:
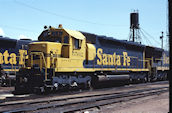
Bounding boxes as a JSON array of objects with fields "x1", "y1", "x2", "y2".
[
  {"x1": 73, "y1": 39, "x2": 83, "y2": 49},
  {"x1": 64, "y1": 36, "x2": 69, "y2": 44},
  {"x1": 74, "y1": 39, "x2": 79, "y2": 49}
]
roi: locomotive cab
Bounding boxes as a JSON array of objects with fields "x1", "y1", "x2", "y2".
[{"x1": 27, "y1": 25, "x2": 86, "y2": 71}]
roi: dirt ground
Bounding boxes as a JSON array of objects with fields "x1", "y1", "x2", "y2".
[
  {"x1": 0, "y1": 87, "x2": 14, "y2": 100},
  {"x1": 85, "y1": 92, "x2": 169, "y2": 113}
]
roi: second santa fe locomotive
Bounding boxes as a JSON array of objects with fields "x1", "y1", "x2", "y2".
[
  {"x1": 0, "y1": 36, "x2": 32, "y2": 86},
  {"x1": 15, "y1": 25, "x2": 169, "y2": 93}
]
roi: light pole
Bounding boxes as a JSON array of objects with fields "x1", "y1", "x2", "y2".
[{"x1": 160, "y1": 31, "x2": 164, "y2": 49}]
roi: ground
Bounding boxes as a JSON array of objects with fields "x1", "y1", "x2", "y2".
[
  {"x1": 82, "y1": 92, "x2": 169, "y2": 113},
  {"x1": 0, "y1": 87, "x2": 14, "y2": 100},
  {"x1": 0, "y1": 82, "x2": 169, "y2": 113}
]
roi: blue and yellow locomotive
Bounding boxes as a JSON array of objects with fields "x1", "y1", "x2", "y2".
[
  {"x1": 15, "y1": 25, "x2": 169, "y2": 93},
  {"x1": 0, "y1": 36, "x2": 32, "y2": 86}
]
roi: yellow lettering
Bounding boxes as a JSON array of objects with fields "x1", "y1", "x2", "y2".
[
  {"x1": 103, "y1": 54, "x2": 107, "y2": 65},
  {"x1": 97, "y1": 48, "x2": 103, "y2": 65},
  {"x1": 96, "y1": 48, "x2": 131, "y2": 67},
  {"x1": 19, "y1": 50, "x2": 27, "y2": 65},
  {"x1": 116, "y1": 55, "x2": 121, "y2": 66},
  {"x1": 123, "y1": 52, "x2": 127, "y2": 66},
  {"x1": 0, "y1": 53, "x2": 4, "y2": 64},
  {"x1": 0, "y1": 49, "x2": 28, "y2": 65},
  {"x1": 127, "y1": 57, "x2": 130, "y2": 66},
  {"x1": 113, "y1": 53, "x2": 116, "y2": 65},
  {"x1": 108, "y1": 55, "x2": 113, "y2": 65},
  {"x1": 9, "y1": 53, "x2": 17, "y2": 64},
  {"x1": 123, "y1": 52, "x2": 130, "y2": 66},
  {"x1": 3, "y1": 50, "x2": 9, "y2": 64}
]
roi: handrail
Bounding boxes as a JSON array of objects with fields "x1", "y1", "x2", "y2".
[
  {"x1": 30, "y1": 52, "x2": 48, "y2": 81},
  {"x1": 50, "y1": 52, "x2": 56, "y2": 77}
]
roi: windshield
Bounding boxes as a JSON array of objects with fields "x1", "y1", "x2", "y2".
[{"x1": 39, "y1": 31, "x2": 63, "y2": 42}]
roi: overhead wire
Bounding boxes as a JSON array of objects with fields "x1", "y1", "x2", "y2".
[
  {"x1": 140, "y1": 28, "x2": 161, "y2": 45},
  {"x1": 140, "y1": 29, "x2": 153, "y2": 46},
  {"x1": 126, "y1": 28, "x2": 159, "y2": 47},
  {"x1": 140, "y1": 33, "x2": 150, "y2": 46},
  {"x1": 14, "y1": 0, "x2": 127, "y2": 27},
  {"x1": 2, "y1": 0, "x2": 165, "y2": 47},
  {"x1": 0, "y1": 24, "x2": 35, "y2": 32}
]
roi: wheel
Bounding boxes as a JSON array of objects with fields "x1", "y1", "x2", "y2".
[
  {"x1": 143, "y1": 77, "x2": 147, "y2": 83},
  {"x1": 163, "y1": 74, "x2": 167, "y2": 81},
  {"x1": 129, "y1": 78, "x2": 133, "y2": 84},
  {"x1": 53, "y1": 82, "x2": 59, "y2": 90},
  {"x1": 87, "y1": 80, "x2": 93, "y2": 90},
  {"x1": 33, "y1": 86, "x2": 45, "y2": 94}
]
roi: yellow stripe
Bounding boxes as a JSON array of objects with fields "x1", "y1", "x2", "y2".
[
  {"x1": 157, "y1": 66, "x2": 169, "y2": 71},
  {"x1": 56, "y1": 67, "x2": 149, "y2": 72},
  {"x1": 117, "y1": 68, "x2": 149, "y2": 71},
  {"x1": 3, "y1": 69, "x2": 19, "y2": 72},
  {"x1": 2, "y1": 68, "x2": 149, "y2": 73}
]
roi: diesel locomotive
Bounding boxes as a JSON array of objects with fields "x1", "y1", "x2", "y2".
[
  {"x1": 15, "y1": 25, "x2": 169, "y2": 93},
  {"x1": 0, "y1": 36, "x2": 32, "y2": 86}
]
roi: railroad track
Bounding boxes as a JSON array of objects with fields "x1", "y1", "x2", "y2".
[
  {"x1": 0, "y1": 80, "x2": 168, "y2": 102},
  {"x1": 0, "y1": 84, "x2": 168, "y2": 113}
]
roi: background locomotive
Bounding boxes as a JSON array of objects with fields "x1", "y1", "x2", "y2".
[
  {"x1": 0, "y1": 36, "x2": 32, "y2": 86},
  {"x1": 15, "y1": 25, "x2": 169, "y2": 93}
]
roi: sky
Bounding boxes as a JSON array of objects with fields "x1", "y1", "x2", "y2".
[{"x1": 0, "y1": 0, "x2": 169, "y2": 50}]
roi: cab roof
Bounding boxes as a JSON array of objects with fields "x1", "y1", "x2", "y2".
[
  {"x1": 64, "y1": 29, "x2": 85, "y2": 40},
  {"x1": 38, "y1": 26, "x2": 85, "y2": 41}
]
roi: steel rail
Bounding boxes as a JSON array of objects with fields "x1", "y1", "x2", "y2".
[
  {"x1": 0, "y1": 86, "x2": 168, "y2": 113},
  {"x1": 0, "y1": 86, "x2": 168, "y2": 107},
  {"x1": 62, "y1": 89, "x2": 168, "y2": 113},
  {"x1": 0, "y1": 80, "x2": 168, "y2": 107}
]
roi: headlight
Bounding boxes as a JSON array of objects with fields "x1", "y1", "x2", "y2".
[{"x1": 42, "y1": 44, "x2": 46, "y2": 48}]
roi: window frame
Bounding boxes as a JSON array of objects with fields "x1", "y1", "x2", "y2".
[{"x1": 73, "y1": 38, "x2": 82, "y2": 50}]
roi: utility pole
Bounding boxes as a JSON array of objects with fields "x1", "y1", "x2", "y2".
[
  {"x1": 132, "y1": 28, "x2": 135, "y2": 42},
  {"x1": 160, "y1": 31, "x2": 164, "y2": 49}
]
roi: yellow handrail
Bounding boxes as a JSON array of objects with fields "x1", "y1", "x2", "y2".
[{"x1": 30, "y1": 52, "x2": 48, "y2": 80}]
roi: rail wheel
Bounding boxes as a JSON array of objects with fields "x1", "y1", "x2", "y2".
[
  {"x1": 163, "y1": 74, "x2": 167, "y2": 81},
  {"x1": 33, "y1": 87, "x2": 45, "y2": 94},
  {"x1": 143, "y1": 76, "x2": 147, "y2": 83},
  {"x1": 129, "y1": 78, "x2": 133, "y2": 84},
  {"x1": 87, "y1": 80, "x2": 93, "y2": 91}
]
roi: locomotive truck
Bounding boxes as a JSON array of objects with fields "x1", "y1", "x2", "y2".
[{"x1": 15, "y1": 25, "x2": 169, "y2": 93}]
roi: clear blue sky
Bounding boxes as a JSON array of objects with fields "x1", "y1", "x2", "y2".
[{"x1": 0, "y1": 0, "x2": 168, "y2": 49}]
